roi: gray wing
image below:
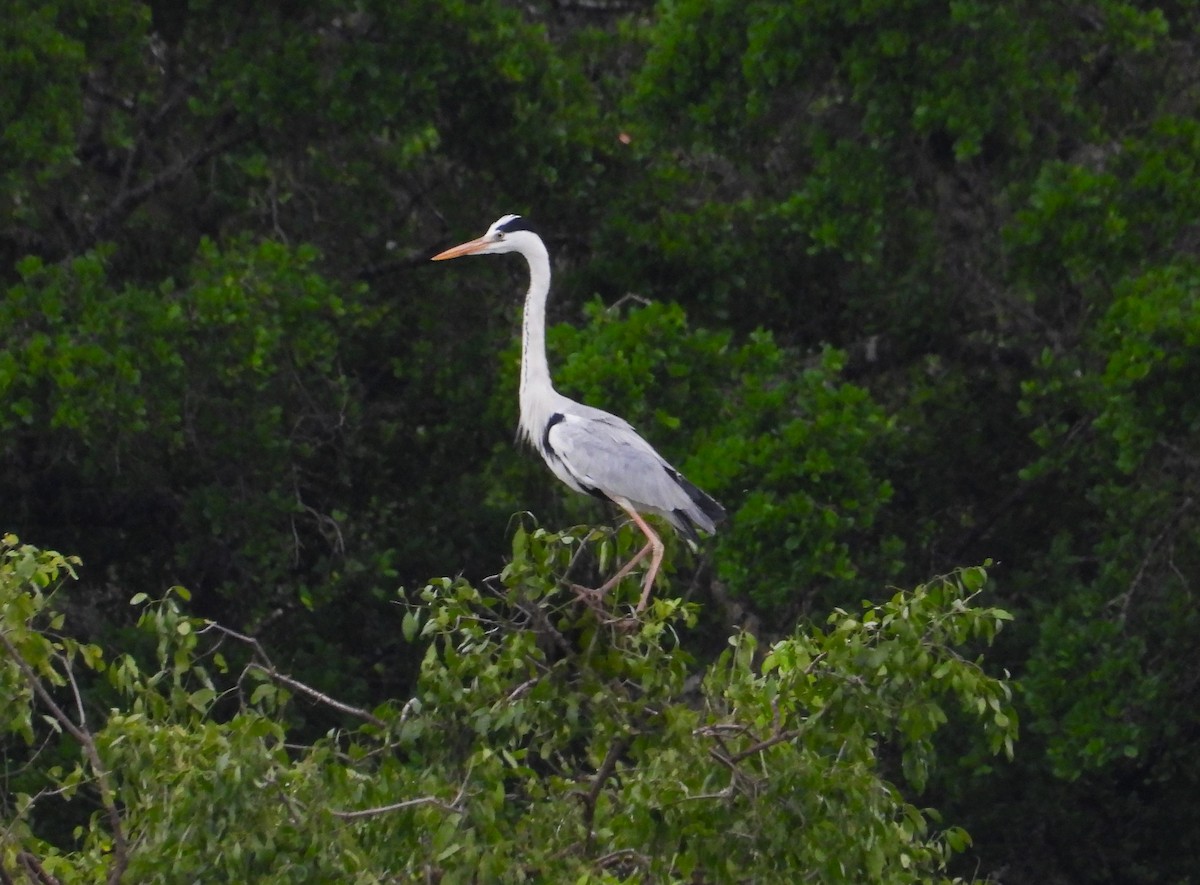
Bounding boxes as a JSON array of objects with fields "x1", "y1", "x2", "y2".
[{"x1": 544, "y1": 407, "x2": 724, "y2": 537}]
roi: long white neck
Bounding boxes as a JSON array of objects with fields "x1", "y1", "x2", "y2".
[{"x1": 517, "y1": 236, "x2": 557, "y2": 443}]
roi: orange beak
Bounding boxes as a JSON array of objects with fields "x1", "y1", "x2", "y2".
[{"x1": 431, "y1": 235, "x2": 491, "y2": 261}]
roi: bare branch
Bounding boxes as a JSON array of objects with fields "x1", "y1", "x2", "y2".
[
  {"x1": 606, "y1": 292, "x2": 652, "y2": 314},
  {"x1": 506, "y1": 677, "x2": 539, "y2": 702},
  {"x1": 246, "y1": 662, "x2": 388, "y2": 730},
  {"x1": 510, "y1": 594, "x2": 574, "y2": 659},
  {"x1": 693, "y1": 723, "x2": 753, "y2": 738},
  {"x1": 582, "y1": 737, "x2": 629, "y2": 841},
  {"x1": 16, "y1": 851, "x2": 62, "y2": 885},
  {"x1": 707, "y1": 745, "x2": 737, "y2": 774},
  {"x1": 727, "y1": 728, "x2": 802, "y2": 765},
  {"x1": 331, "y1": 776, "x2": 470, "y2": 821},
  {"x1": 1112, "y1": 496, "x2": 1194, "y2": 622},
  {"x1": 200, "y1": 621, "x2": 387, "y2": 728},
  {"x1": 54, "y1": 648, "x2": 90, "y2": 733},
  {"x1": 330, "y1": 795, "x2": 458, "y2": 820},
  {"x1": 85, "y1": 122, "x2": 249, "y2": 245},
  {"x1": 665, "y1": 786, "x2": 735, "y2": 805},
  {"x1": 198, "y1": 620, "x2": 274, "y2": 666},
  {"x1": 596, "y1": 847, "x2": 651, "y2": 870}
]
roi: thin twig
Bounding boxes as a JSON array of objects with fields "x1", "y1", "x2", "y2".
[
  {"x1": 331, "y1": 777, "x2": 469, "y2": 821},
  {"x1": 199, "y1": 621, "x2": 388, "y2": 729},
  {"x1": 606, "y1": 293, "x2": 652, "y2": 313},
  {"x1": 246, "y1": 663, "x2": 387, "y2": 730},
  {"x1": 693, "y1": 723, "x2": 753, "y2": 738},
  {"x1": 727, "y1": 728, "x2": 802, "y2": 765},
  {"x1": 517, "y1": 599, "x2": 574, "y2": 659},
  {"x1": 87, "y1": 125, "x2": 249, "y2": 243},
  {"x1": 1114, "y1": 496, "x2": 1194, "y2": 622},
  {"x1": 665, "y1": 787, "x2": 735, "y2": 805},
  {"x1": 506, "y1": 677, "x2": 539, "y2": 702},
  {"x1": 199, "y1": 621, "x2": 274, "y2": 666},
  {"x1": 596, "y1": 847, "x2": 650, "y2": 870},
  {"x1": 54, "y1": 648, "x2": 89, "y2": 733}
]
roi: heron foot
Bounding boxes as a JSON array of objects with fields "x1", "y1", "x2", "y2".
[
  {"x1": 570, "y1": 585, "x2": 643, "y2": 630},
  {"x1": 570, "y1": 583, "x2": 610, "y2": 616},
  {"x1": 601, "y1": 614, "x2": 641, "y2": 632}
]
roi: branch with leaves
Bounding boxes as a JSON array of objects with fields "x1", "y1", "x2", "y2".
[
  {"x1": 0, "y1": 541, "x2": 128, "y2": 884},
  {"x1": 199, "y1": 621, "x2": 388, "y2": 729}
]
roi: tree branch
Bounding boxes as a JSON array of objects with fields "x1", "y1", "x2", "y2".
[
  {"x1": 727, "y1": 728, "x2": 802, "y2": 765},
  {"x1": 200, "y1": 619, "x2": 389, "y2": 729},
  {"x1": 16, "y1": 851, "x2": 62, "y2": 885},
  {"x1": 596, "y1": 848, "x2": 651, "y2": 870},
  {"x1": 247, "y1": 662, "x2": 388, "y2": 730},
  {"x1": 1112, "y1": 495, "x2": 1194, "y2": 622},
  {"x1": 330, "y1": 776, "x2": 469, "y2": 821},
  {"x1": 85, "y1": 122, "x2": 249, "y2": 245},
  {"x1": 582, "y1": 736, "x2": 629, "y2": 841},
  {"x1": 0, "y1": 631, "x2": 129, "y2": 884}
]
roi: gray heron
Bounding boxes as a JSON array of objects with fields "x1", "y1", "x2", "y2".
[{"x1": 432, "y1": 214, "x2": 725, "y2": 614}]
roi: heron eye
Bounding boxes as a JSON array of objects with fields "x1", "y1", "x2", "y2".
[{"x1": 495, "y1": 231, "x2": 505, "y2": 240}]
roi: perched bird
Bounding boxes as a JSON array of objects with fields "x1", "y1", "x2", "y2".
[{"x1": 432, "y1": 214, "x2": 725, "y2": 613}]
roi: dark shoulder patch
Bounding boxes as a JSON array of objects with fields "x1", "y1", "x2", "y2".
[
  {"x1": 542, "y1": 412, "x2": 565, "y2": 456},
  {"x1": 498, "y1": 215, "x2": 540, "y2": 236}
]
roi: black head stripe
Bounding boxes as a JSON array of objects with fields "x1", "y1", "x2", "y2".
[{"x1": 498, "y1": 216, "x2": 540, "y2": 236}]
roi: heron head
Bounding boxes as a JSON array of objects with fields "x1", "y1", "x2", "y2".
[{"x1": 431, "y1": 214, "x2": 542, "y2": 260}]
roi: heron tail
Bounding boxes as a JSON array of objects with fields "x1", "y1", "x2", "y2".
[{"x1": 671, "y1": 473, "x2": 727, "y2": 540}]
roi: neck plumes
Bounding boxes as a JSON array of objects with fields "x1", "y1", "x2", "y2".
[{"x1": 517, "y1": 236, "x2": 556, "y2": 445}]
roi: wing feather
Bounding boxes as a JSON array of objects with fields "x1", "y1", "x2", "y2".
[{"x1": 545, "y1": 409, "x2": 723, "y2": 535}]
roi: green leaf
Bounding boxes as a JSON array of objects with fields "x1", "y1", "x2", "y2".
[
  {"x1": 402, "y1": 609, "x2": 420, "y2": 643},
  {"x1": 250, "y1": 683, "x2": 276, "y2": 706},
  {"x1": 961, "y1": 566, "x2": 987, "y2": 592}
]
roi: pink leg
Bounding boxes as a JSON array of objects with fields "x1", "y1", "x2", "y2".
[
  {"x1": 591, "y1": 539, "x2": 654, "y2": 597},
  {"x1": 573, "y1": 499, "x2": 665, "y2": 616},
  {"x1": 608, "y1": 499, "x2": 664, "y2": 613}
]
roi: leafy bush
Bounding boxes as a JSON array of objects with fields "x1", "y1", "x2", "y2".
[{"x1": 1, "y1": 534, "x2": 1013, "y2": 882}]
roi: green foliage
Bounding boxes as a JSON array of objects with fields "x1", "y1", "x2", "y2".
[
  {"x1": 1016, "y1": 257, "x2": 1200, "y2": 782},
  {"x1": 0, "y1": 535, "x2": 85, "y2": 744},
  {"x1": 0, "y1": 240, "x2": 374, "y2": 618},
  {"x1": 1, "y1": 2, "x2": 147, "y2": 190},
  {"x1": 622, "y1": 4, "x2": 1200, "y2": 877},
  {"x1": 0, "y1": 238, "x2": 352, "y2": 436},
  {"x1": 700, "y1": 343, "x2": 899, "y2": 609},
  {"x1": 637, "y1": 0, "x2": 1167, "y2": 163},
  {"x1": 3, "y1": 0, "x2": 1200, "y2": 880},
  {"x1": 1, "y1": 536, "x2": 1013, "y2": 882},
  {"x1": 996, "y1": 100, "x2": 1200, "y2": 875},
  {"x1": 1006, "y1": 116, "x2": 1200, "y2": 301},
  {"x1": 1093, "y1": 260, "x2": 1200, "y2": 474}
]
